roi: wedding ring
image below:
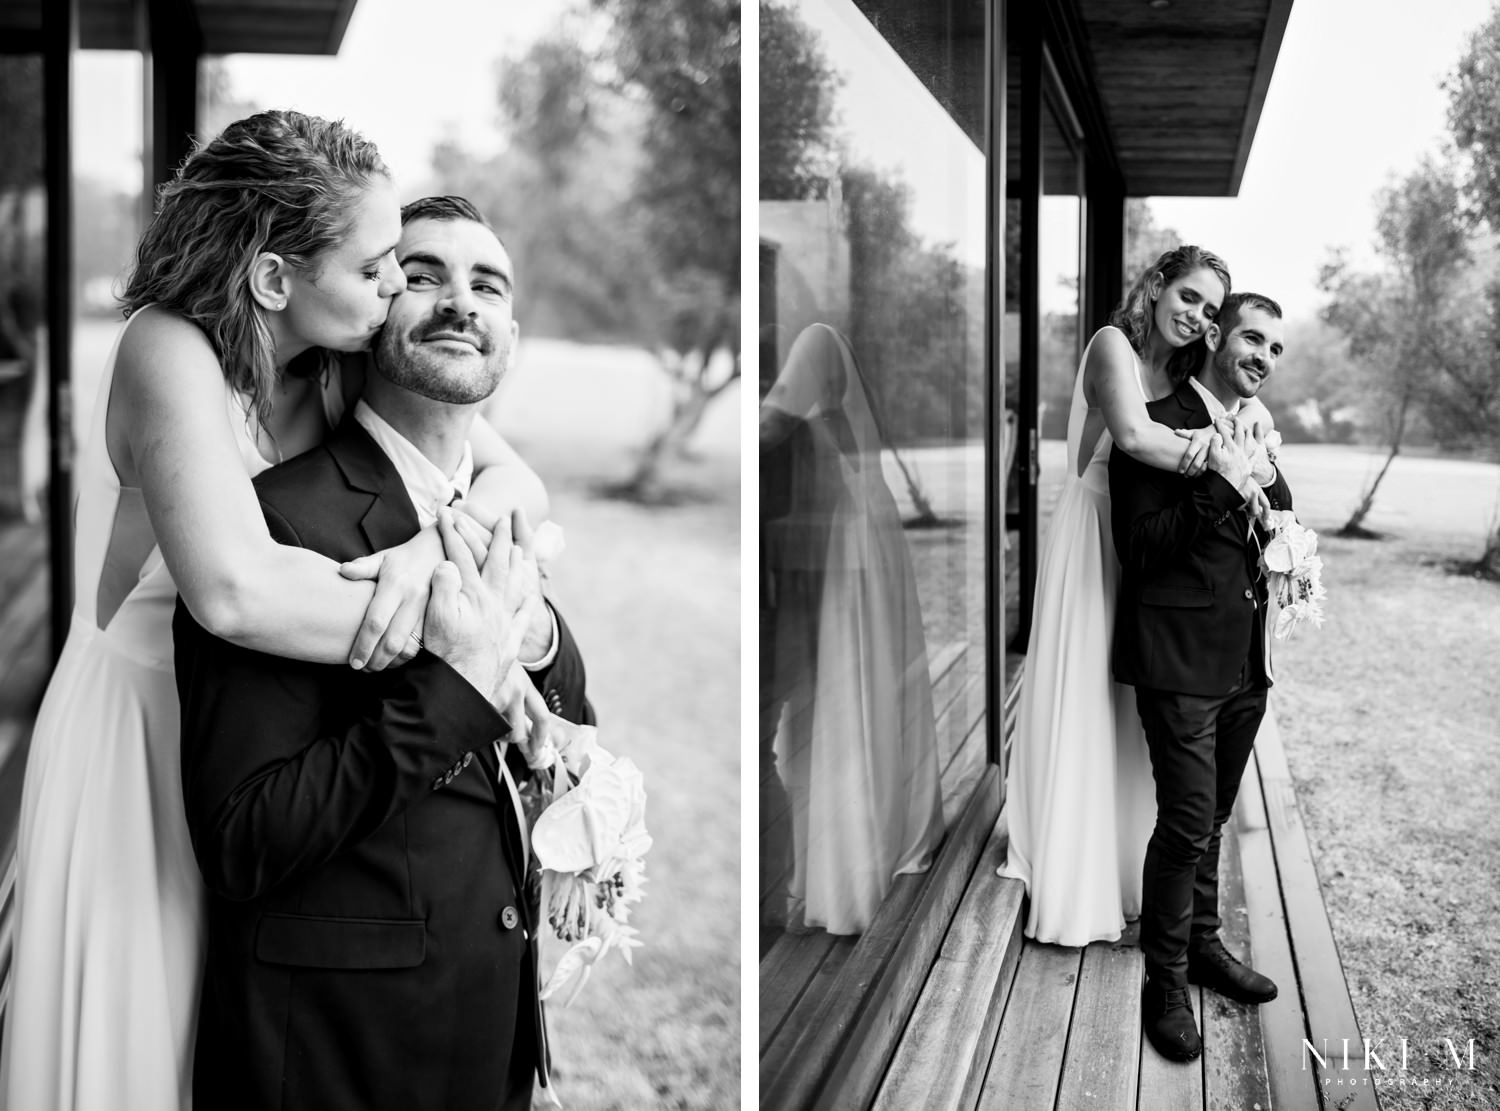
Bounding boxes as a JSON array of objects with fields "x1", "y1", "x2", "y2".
[{"x1": 409, "y1": 631, "x2": 424, "y2": 649}]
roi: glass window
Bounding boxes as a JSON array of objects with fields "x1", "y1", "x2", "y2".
[
  {"x1": 1036, "y1": 81, "x2": 1084, "y2": 550},
  {"x1": 759, "y1": 0, "x2": 988, "y2": 944},
  {"x1": 0, "y1": 53, "x2": 47, "y2": 524},
  {"x1": 72, "y1": 51, "x2": 145, "y2": 455}
]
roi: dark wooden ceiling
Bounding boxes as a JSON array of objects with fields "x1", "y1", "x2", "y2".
[
  {"x1": 852, "y1": 0, "x2": 1293, "y2": 198},
  {"x1": 0, "y1": 0, "x2": 359, "y2": 55},
  {"x1": 1078, "y1": 0, "x2": 1293, "y2": 195}
]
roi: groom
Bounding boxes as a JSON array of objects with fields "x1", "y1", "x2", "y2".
[
  {"x1": 175, "y1": 196, "x2": 588, "y2": 1110},
  {"x1": 1109, "y1": 292, "x2": 1291, "y2": 1062}
]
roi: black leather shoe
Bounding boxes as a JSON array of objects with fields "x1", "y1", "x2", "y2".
[
  {"x1": 1143, "y1": 977, "x2": 1201, "y2": 1062},
  {"x1": 1188, "y1": 937, "x2": 1278, "y2": 1004}
]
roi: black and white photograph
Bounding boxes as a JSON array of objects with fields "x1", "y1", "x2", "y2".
[
  {"x1": 7, "y1": 0, "x2": 1500, "y2": 1107},
  {"x1": 758, "y1": 1, "x2": 1500, "y2": 1109},
  {"x1": 0, "y1": 0, "x2": 738, "y2": 1108}
]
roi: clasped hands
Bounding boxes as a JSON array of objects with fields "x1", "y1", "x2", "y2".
[
  {"x1": 342, "y1": 507, "x2": 564, "y2": 766},
  {"x1": 1174, "y1": 415, "x2": 1276, "y2": 527}
]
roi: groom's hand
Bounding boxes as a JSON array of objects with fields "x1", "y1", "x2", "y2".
[
  {"x1": 421, "y1": 508, "x2": 538, "y2": 702},
  {"x1": 1207, "y1": 417, "x2": 1253, "y2": 492}
]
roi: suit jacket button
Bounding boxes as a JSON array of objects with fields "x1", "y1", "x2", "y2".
[
  {"x1": 462, "y1": 751, "x2": 474, "y2": 768},
  {"x1": 1243, "y1": 588, "x2": 1254, "y2": 600},
  {"x1": 432, "y1": 776, "x2": 444, "y2": 790},
  {"x1": 547, "y1": 691, "x2": 562, "y2": 713},
  {"x1": 500, "y1": 906, "x2": 520, "y2": 930}
]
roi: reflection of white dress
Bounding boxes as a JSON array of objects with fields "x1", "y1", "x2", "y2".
[
  {"x1": 0, "y1": 313, "x2": 273, "y2": 1110},
  {"x1": 766, "y1": 325, "x2": 943, "y2": 936},
  {"x1": 1001, "y1": 328, "x2": 1158, "y2": 946}
]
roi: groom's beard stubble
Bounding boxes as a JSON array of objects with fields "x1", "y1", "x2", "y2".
[{"x1": 373, "y1": 316, "x2": 510, "y2": 405}]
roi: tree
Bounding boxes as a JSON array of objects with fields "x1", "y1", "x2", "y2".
[
  {"x1": 1449, "y1": 5, "x2": 1500, "y2": 230},
  {"x1": 759, "y1": 0, "x2": 841, "y2": 201},
  {"x1": 432, "y1": 28, "x2": 651, "y2": 343},
  {"x1": 1445, "y1": 14, "x2": 1500, "y2": 574},
  {"x1": 1124, "y1": 198, "x2": 1185, "y2": 283},
  {"x1": 592, "y1": 0, "x2": 741, "y2": 500},
  {"x1": 0, "y1": 58, "x2": 45, "y2": 519},
  {"x1": 1270, "y1": 316, "x2": 1359, "y2": 443},
  {"x1": 1320, "y1": 156, "x2": 1472, "y2": 537}
]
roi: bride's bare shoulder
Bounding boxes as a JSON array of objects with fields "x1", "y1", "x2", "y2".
[
  {"x1": 1081, "y1": 325, "x2": 1137, "y2": 399},
  {"x1": 115, "y1": 305, "x2": 220, "y2": 374}
]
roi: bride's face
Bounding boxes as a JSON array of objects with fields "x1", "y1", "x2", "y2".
[
  {"x1": 280, "y1": 176, "x2": 407, "y2": 354},
  {"x1": 1152, "y1": 266, "x2": 1225, "y2": 348}
]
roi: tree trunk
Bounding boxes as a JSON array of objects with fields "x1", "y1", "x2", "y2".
[
  {"x1": 1477, "y1": 525, "x2": 1500, "y2": 580},
  {"x1": 887, "y1": 446, "x2": 940, "y2": 526},
  {"x1": 1338, "y1": 387, "x2": 1412, "y2": 537},
  {"x1": 613, "y1": 344, "x2": 739, "y2": 501}
]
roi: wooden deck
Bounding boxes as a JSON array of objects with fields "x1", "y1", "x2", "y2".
[{"x1": 759, "y1": 694, "x2": 1381, "y2": 1110}]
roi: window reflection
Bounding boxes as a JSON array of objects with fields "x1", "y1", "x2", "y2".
[
  {"x1": 759, "y1": 0, "x2": 987, "y2": 939},
  {"x1": 0, "y1": 54, "x2": 47, "y2": 522},
  {"x1": 72, "y1": 51, "x2": 145, "y2": 453},
  {"x1": 1036, "y1": 88, "x2": 1083, "y2": 551}
]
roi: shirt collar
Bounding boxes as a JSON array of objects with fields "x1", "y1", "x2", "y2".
[
  {"x1": 1188, "y1": 375, "x2": 1240, "y2": 421},
  {"x1": 353, "y1": 399, "x2": 473, "y2": 528}
]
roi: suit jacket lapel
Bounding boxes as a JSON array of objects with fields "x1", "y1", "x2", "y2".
[{"x1": 324, "y1": 418, "x2": 422, "y2": 554}]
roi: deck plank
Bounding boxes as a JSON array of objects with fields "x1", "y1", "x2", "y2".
[
  {"x1": 1055, "y1": 932, "x2": 1143, "y2": 1109},
  {"x1": 1238, "y1": 751, "x2": 1324, "y2": 1111},
  {"x1": 1255, "y1": 722, "x2": 1380, "y2": 1109},
  {"x1": 762, "y1": 933, "x2": 857, "y2": 1068},
  {"x1": 760, "y1": 769, "x2": 1000, "y2": 1111},
  {"x1": 976, "y1": 943, "x2": 1082, "y2": 1111},
  {"x1": 870, "y1": 823, "x2": 1023, "y2": 1110},
  {"x1": 759, "y1": 871, "x2": 928, "y2": 1108},
  {"x1": 761, "y1": 930, "x2": 840, "y2": 1052},
  {"x1": 1201, "y1": 822, "x2": 1272, "y2": 1111}
]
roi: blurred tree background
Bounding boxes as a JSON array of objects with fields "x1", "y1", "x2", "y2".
[{"x1": 430, "y1": 0, "x2": 740, "y2": 500}]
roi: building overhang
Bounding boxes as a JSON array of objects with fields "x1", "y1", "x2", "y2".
[
  {"x1": 0, "y1": 0, "x2": 359, "y2": 55},
  {"x1": 852, "y1": 0, "x2": 1294, "y2": 197}
]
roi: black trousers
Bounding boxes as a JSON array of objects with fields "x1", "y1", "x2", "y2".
[{"x1": 1135, "y1": 674, "x2": 1267, "y2": 987}]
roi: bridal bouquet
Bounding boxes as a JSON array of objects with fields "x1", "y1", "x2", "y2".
[
  {"x1": 519, "y1": 720, "x2": 651, "y2": 1007},
  {"x1": 1260, "y1": 509, "x2": 1326, "y2": 638}
]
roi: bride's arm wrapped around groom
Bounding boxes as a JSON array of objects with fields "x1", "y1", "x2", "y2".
[{"x1": 1107, "y1": 388, "x2": 1292, "y2": 698}]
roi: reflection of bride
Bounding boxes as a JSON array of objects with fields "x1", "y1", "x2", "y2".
[{"x1": 761, "y1": 323, "x2": 943, "y2": 935}]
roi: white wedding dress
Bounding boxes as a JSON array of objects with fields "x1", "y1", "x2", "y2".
[
  {"x1": 0, "y1": 311, "x2": 276, "y2": 1110},
  {"x1": 1001, "y1": 326, "x2": 1283, "y2": 947},
  {"x1": 765, "y1": 324, "x2": 944, "y2": 936},
  {"x1": 1000, "y1": 328, "x2": 1161, "y2": 946}
]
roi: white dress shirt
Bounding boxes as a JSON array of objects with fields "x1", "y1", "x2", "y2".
[
  {"x1": 1187, "y1": 377, "x2": 1277, "y2": 488},
  {"x1": 354, "y1": 401, "x2": 557, "y2": 669}
]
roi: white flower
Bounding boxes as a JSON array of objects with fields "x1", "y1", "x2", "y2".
[
  {"x1": 531, "y1": 740, "x2": 651, "y2": 1006},
  {"x1": 1263, "y1": 515, "x2": 1318, "y2": 574},
  {"x1": 533, "y1": 748, "x2": 652, "y2": 874},
  {"x1": 532, "y1": 521, "x2": 566, "y2": 567}
]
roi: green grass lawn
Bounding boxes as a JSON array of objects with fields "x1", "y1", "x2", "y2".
[{"x1": 1269, "y1": 445, "x2": 1500, "y2": 1111}]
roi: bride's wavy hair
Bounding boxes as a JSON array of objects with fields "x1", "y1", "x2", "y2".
[
  {"x1": 1109, "y1": 245, "x2": 1231, "y2": 383},
  {"x1": 120, "y1": 109, "x2": 389, "y2": 430}
]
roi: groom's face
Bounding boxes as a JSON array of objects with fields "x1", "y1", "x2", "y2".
[
  {"x1": 372, "y1": 216, "x2": 520, "y2": 404},
  {"x1": 1207, "y1": 306, "x2": 1284, "y2": 400}
]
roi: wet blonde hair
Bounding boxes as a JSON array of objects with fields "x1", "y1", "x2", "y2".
[
  {"x1": 120, "y1": 109, "x2": 389, "y2": 429},
  {"x1": 1110, "y1": 245, "x2": 1231, "y2": 383}
]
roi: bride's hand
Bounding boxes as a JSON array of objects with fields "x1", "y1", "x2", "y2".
[
  {"x1": 338, "y1": 531, "x2": 441, "y2": 670},
  {"x1": 1172, "y1": 426, "x2": 1215, "y2": 477}
]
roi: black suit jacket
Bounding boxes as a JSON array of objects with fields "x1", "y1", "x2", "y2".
[
  {"x1": 175, "y1": 418, "x2": 590, "y2": 1111},
  {"x1": 1109, "y1": 380, "x2": 1293, "y2": 697}
]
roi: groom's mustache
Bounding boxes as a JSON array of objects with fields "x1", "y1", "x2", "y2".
[{"x1": 408, "y1": 317, "x2": 494, "y2": 354}]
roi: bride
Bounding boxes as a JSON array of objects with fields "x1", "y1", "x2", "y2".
[
  {"x1": 1000, "y1": 245, "x2": 1275, "y2": 946},
  {"x1": 1, "y1": 110, "x2": 548, "y2": 1110}
]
